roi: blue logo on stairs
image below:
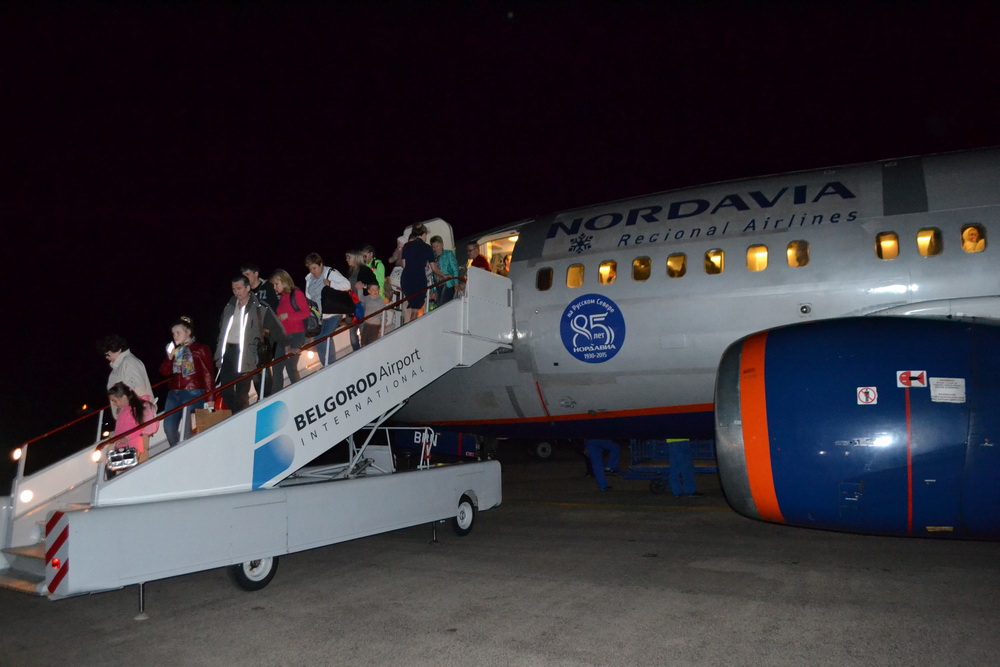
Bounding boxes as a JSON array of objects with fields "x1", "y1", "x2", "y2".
[{"x1": 252, "y1": 402, "x2": 295, "y2": 489}]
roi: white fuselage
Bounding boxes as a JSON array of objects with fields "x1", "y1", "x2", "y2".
[{"x1": 399, "y1": 148, "x2": 1000, "y2": 440}]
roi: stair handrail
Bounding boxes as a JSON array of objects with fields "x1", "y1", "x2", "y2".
[{"x1": 9, "y1": 277, "x2": 463, "y2": 484}]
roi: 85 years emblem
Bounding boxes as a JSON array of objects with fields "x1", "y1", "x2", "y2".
[{"x1": 560, "y1": 294, "x2": 626, "y2": 363}]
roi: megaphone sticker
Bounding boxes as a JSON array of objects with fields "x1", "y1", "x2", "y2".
[{"x1": 896, "y1": 370, "x2": 928, "y2": 388}]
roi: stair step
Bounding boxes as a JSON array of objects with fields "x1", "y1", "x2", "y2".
[
  {"x1": 4, "y1": 544, "x2": 45, "y2": 560},
  {"x1": 0, "y1": 570, "x2": 45, "y2": 596},
  {"x1": 2, "y1": 542, "x2": 47, "y2": 578}
]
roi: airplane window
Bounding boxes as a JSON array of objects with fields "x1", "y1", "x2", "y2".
[
  {"x1": 916, "y1": 228, "x2": 942, "y2": 257},
  {"x1": 787, "y1": 240, "x2": 810, "y2": 268},
  {"x1": 598, "y1": 261, "x2": 617, "y2": 285},
  {"x1": 746, "y1": 245, "x2": 768, "y2": 272},
  {"x1": 536, "y1": 267, "x2": 553, "y2": 291},
  {"x1": 632, "y1": 257, "x2": 651, "y2": 281},
  {"x1": 566, "y1": 264, "x2": 584, "y2": 288},
  {"x1": 667, "y1": 253, "x2": 687, "y2": 278},
  {"x1": 876, "y1": 232, "x2": 899, "y2": 260},
  {"x1": 704, "y1": 250, "x2": 724, "y2": 275},
  {"x1": 961, "y1": 224, "x2": 987, "y2": 253}
]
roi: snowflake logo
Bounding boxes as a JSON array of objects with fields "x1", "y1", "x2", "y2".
[{"x1": 568, "y1": 233, "x2": 593, "y2": 254}]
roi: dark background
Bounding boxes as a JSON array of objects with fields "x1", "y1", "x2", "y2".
[{"x1": 3, "y1": 2, "x2": 999, "y2": 478}]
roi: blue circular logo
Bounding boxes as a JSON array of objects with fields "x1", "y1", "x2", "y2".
[{"x1": 560, "y1": 294, "x2": 626, "y2": 363}]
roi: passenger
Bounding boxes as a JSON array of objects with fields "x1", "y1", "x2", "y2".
[
  {"x1": 269, "y1": 269, "x2": 309, "y2": 392},
  {"x1": 345, "y1": 249, "x2": 379, "y2": 351},
  {"x1": 241, "y1": 262, "x2": 278, "y2": 400},
  {"x1": 304, "y1": 252, "x2": 351, "y2": 366},
  {"x1": 98, "y1": 334, "x2": 154, "y2": 415},
  {"x1": 962, "y1": 226, "x2": 986, "y2": 253},
  {"x1": 429, "y1": 235, "x2": 459, "y2": 306},
  {"x1": 216, "y1": 276, "x2": 288, "y2": 413},
  {"x1": 387, "y1": 235, "x2": 407, "y2": 266},
  {"x1": 240, "y1": 262, "x2": 280, "y2": 312},
  {"x1": 361, "y1": 244, "x2": 387, "y2": 299},
  {"x1": 400, "y1": 224, "x2": 436, "y2": 323},
  {"x1": 467, "y1": 242, "x2": 491, "y2": 271},
  {"x1": 159, "y1": 316, "x2": 215, "y2": 447},
  {"x1": 360, "y1": 283, "x2": 388, "y2": 346},
  {"x1": 497, "y1": 254, "x2": 511, "y2": 277},
  {"x1": 107, "y1": 381, "x2": 158, "y2": 465},
  {"x1": 583, "y1": 439, "x2": 621, "y2": 492},
  {"x1": 385, "y1": 263, "x2": 404, "y2": 333}
]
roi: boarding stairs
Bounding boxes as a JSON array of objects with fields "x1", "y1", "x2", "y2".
[{"x1": 0, "y1": 270, "x2": 512, "y2": 595}]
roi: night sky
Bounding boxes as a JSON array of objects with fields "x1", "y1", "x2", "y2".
[{"x1": 3, "y1": 2, "x2": 999, "y2": 477}]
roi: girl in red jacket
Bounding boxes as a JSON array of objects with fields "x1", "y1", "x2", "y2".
[{"x1": 160, "y1": 315, "x2": 216, "y2": 447}]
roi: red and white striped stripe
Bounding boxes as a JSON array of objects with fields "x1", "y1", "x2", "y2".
[{"x1": 45, "y1": 511, "x2": 70, "y2": 596}]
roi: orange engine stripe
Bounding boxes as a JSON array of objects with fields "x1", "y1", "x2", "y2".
[{"x1": 739, "y1": 333, "x2": 784, "y2": 522}]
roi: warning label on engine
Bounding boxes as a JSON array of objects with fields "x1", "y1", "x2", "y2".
[{"x1": 930, "y1": 377, "x2": 966, "y2": 403}]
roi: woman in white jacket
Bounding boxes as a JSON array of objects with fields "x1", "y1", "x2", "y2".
[
  {"x1": 99, "y1": 334, "x2": 154, "y2": 413},
  {"x1": 304, "y1": 252, "x2": 351, "y2": 366}
]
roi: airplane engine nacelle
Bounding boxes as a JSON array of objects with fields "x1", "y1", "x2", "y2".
[{"x1": 715, "y1": 317, "x2": 1000, "y2": 539}]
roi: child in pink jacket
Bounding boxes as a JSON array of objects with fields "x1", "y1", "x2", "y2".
[{"x1": 107, "y1": 381, "x2": 159, "y2": 464}]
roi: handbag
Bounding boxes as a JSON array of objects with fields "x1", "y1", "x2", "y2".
[
  {"x1": 290, "y1": 288, "x2": 323, "y2": 337},
  {"x1": 107, "y1": 445, "x2": 139, "y2": 471},
  {"x1": 321, "y1": 286, "x2": 355, "y2": 314},
  {"x1": 256, "y1": 336, "x2": 275, "y2": 366}
]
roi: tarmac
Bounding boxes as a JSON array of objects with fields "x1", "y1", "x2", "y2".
[{"x1": 2, "y1": 447, "x2": 999, "y2": 666}]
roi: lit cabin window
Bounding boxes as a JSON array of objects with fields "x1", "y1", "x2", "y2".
[
  {"x1": 876, "y1": 232, "x2": 899, "y2": 260},
  {"x1": 746, "y1": 245, "x2": 768, "y2": 272},
  {"x1": 916, "y1": 228, "x2": 942, "y2": 257},
  {"x1": 961, "y1": 224, "x2": 987, "y2": 253},
  {"x1": 666, "y1": 253, "x2": 687, "y2": 278},
  {"x1": 536, "y1": 267, "x2": 553, "y2": 291},
  {"x1": 598, "y1": 260, "x2": 617, "y2": 285},
  {"x1": 566, "y1": 264, "x2": 584, "y2": 288},
  {"x1": 632, "y1": 257, "x2": 651, "y2": 281},
  {"x1": 787, "y1": 240, "x2": 810, "y2": 268},
  {"x1": 704, "y1": 250, "x2": 724, "y2": 275}
]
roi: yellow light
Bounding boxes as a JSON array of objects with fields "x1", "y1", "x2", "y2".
[
  {"x1": 508, "y1": 235, "x2": 519, "y2": 242},
  {"x1": 917, "y1": 233, "x2": 931, "y2": 254},
  {"x1": 101, "y1": 430, "x2": 111, "y2": 438},
  {"x1": 12, "y1": 447, "x2": 22, "y2": 461},
  {"x1": 306, "y1": 351, "x2": 316, "y2": 360},
  {"x1": 19, "y1": 489, "x2": 33, "y2": 503},
  {"x1": 81, "y1": 403, "x2": 88, "y2": 411},
  {"x1": 91, "y1": 450, "x2": 103, "y2": 463}
]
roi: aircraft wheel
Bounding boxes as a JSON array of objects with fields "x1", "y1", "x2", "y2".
[
  {"x1": 532, "y1": 441, "x2": 554, "y2": 459},
  {"x1": 229, "y1": 556, "x2": 279, "y2": 591},
  {"x1": 452, "y1": 494, "x2": 476, "y2": 536},
  {"x1": 649, "y1": 479, "x2": 667, "y2": 495}
]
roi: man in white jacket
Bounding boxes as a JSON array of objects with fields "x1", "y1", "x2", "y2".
[{"x1": 215, "y1": 276, "x2": 288, "y2": 413}]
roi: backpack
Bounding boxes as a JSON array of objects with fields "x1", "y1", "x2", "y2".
[{"x1": 291, "y1": 288, "x2": 323, "y2": 338}]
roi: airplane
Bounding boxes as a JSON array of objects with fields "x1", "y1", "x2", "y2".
[{"x1": 397, "y1": 147, "x2": 1000, "y2": 539}]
